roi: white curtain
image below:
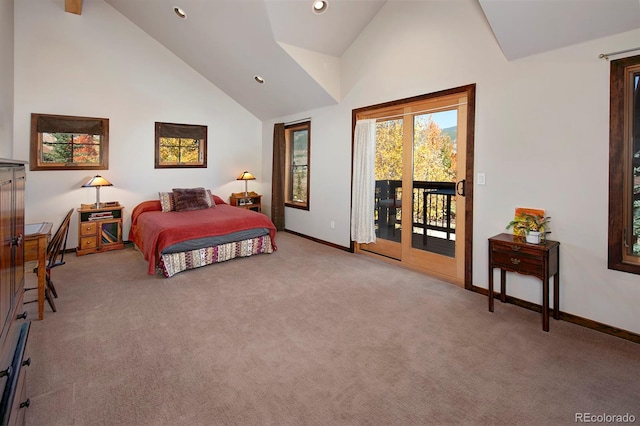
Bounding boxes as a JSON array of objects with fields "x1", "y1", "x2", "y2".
[{"x1": 351, "y1": 119, "x2": 377, "y2": 243}]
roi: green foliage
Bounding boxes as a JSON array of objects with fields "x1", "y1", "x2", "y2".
[
  {"x1": 374, "y1": 115, "x2": 458, "y2": 226},
  {"x1": 159, "y1": 137, "x2": 201, "y2": 164},
  {"x1": 42, "y1": 133, "x2": 100, "y2": 164},
  {"x1": 375, "y1": 117, "x2": 457, "y2": 182},
  {"x1": 506, "y1": 213, "x2": 551, "y2": 234},
  {"x1": 375, "y1": 119, "x2": 403, "y2": 181}
]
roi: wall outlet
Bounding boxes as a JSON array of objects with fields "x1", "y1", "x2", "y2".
[{"x1": 330, "y1": 220, "x2": 335, "y2": 229}]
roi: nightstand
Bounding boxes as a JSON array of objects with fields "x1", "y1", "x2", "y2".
[
  {"x1": 76, "y1": 204, "x2": 125, "y2": 256},
  {"x1": 229, "y1": 192, "x2": 262, "y2": 212}
]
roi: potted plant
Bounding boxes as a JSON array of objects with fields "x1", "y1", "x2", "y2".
[{"x1": 506, "y1": 213, "x2": 551, "y2": 244}]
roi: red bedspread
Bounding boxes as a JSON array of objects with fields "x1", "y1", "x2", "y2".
[{"x1": 129, "y1": 200, "x2": 277, "y2": 274}]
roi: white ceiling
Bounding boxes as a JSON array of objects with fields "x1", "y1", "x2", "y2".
[
  {"x1": 478, "y1": 0, "x2": 640, "y2": 60},
  {"x1": 102, "y1": 0, "x2": 640, "y2": 121}
]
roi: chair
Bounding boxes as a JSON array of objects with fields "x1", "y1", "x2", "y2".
[
  {"x1": 375, "y1": 180, "x2": 402, "y2": 237},
  {"x1": 25, "y1": 209, "x2": 74, "y2": 313}
]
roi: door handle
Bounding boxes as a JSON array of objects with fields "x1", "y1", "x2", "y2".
[{"x1": 456, "y1": 179, "x2": 466, "y2": 196}]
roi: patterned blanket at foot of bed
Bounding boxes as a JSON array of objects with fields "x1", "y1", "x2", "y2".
[{"x1": 159, "y1": 235, "x2": 274, "y2": 277}]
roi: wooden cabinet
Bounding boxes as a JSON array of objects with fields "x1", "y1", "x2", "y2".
[
  {"x1": 76, "y1": 205, "x2": 124, "y2": 256},
  {"x1": 229, "y1": 192, "x2": 261, "y2": 212},
  {"x1": 488, "y1": 233, "x2": 560, "y2": 331},
  {"x1": 0, "y1": 160, "x2": 31, "y2": 424}
]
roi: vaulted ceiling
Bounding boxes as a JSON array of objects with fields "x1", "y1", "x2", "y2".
[{"x1": 92, "y1": 0, "x2": 640, "y2": 121}]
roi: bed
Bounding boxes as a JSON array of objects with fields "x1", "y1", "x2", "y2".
[{"x1": 129, "y1": 190, "x2": 277, "y2": 277}]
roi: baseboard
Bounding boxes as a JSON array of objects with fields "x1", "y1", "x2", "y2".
[
  {"x1": 470, "y1": 285, "x2": 640, "y2": 344},
  {"x1": 283, "y1": 229, "x2": 352, "y2": 252}
]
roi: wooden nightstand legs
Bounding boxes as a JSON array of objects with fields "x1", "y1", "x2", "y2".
[{"x1": 488, "y1": 267, "x2": 560, "y2": 332}]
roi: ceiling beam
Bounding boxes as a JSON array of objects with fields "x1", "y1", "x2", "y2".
[{"x1": 65, "y1": 0, "x2": 82, "y2": 15}]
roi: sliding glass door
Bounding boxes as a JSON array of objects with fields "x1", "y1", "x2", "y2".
[{"x1": 355, "y1": 86, "x2": 474, "y2": 286}]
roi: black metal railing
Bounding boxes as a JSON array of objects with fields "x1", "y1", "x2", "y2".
[{"x1": 375, "y1": 180, "x2": 456, "y2": 239}]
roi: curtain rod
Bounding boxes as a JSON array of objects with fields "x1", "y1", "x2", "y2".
[
  {"x1": 358, "y1": 102, "x2": 468, "y2": 122},
  {"x1": 284, "y1": 117, "x2": 311, "y2": 126},
  {"x1": 599, "y1": 47, "x2": 640, "y2": 60}
]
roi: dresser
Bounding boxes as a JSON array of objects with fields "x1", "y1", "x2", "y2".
[
  {"x1": 488, "y1": 233, "x2": 560, "y2": 331},
  {"x1": 0, "y1": 160, "x2": 31, "y2": 425}
]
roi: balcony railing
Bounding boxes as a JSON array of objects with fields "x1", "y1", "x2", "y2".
[{"x1": 375, "y1": 179, "x2": 456, "y2": 239}]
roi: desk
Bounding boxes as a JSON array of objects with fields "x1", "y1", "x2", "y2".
[
  {"x1": 488, "y1": 233, "x2": 560, "y2": 331},
  {"x1": 25, "y1": 222, "x2": 52, "y2": 320}
]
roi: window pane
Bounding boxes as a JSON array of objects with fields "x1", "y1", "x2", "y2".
[
  {"x1": 285, "y1": 122, "x2": 310, "y2": 209},
  {"x1": 375, "y1": 119, "x2": 403, "y2": 242},
  {"x1": 73, "y1": 145, "x2": 100, "y2": 163},
  {"x1": 41, "y1": 133, "x2": 101, "y2": 164},
  {"x1": 412, "y1": 110, "x2": 457, "y2": 254},
  {"x1": 159, "y1": 144, "x2": 180, "y2": 163},
  {"x1": 292, "y1": 129, "x2": 308, "y2": 203},
  {"x1": 178, "y1": 139, "x2": 202, "y2": 164}
]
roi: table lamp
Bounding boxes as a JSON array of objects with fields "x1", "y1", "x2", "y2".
[
  {"x1": 236, "y1": 171, "x2": 256, "y2": 196},
  {"x1": 82, "y1": 175, "x2": 112, "y2": 208}
]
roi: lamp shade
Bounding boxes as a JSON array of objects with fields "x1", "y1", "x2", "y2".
[
  {"x1": 82, "y1": 175, "x2": 113, "y2": 188},
  {"x1": 236, "y1": 171, "x2": 256, "y2": 181}
]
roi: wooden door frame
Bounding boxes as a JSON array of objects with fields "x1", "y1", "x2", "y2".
[{"x1": 350, "y1": 84, "x2": 476, "y2": 290}]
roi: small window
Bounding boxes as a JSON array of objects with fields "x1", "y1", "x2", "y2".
[
  {"x1": 155, "y1": 122, "x2": 207, "y2": 168},
  {"x1": 30, "y1": 113, "x2": 109, "y2": 171},
  {"x1": 609, "y1": 54, "x2": 640, "y2": 275},
  {"x1": 285, "y1": 121, "x2": 310, "y2": 209}
]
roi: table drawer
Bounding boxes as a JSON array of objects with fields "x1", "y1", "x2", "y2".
[
  {"x1": 79, "y1": 222, "x2": 97, "y2": 236},
  {"x1": 491, "y1": 251, "x2": 543, "y2": 275},
  {"x1": 79, "y1": 236, "x2": 97, "y2": 250},
  {"x1": 491, "y1": 240, "x2": 543, "y2": 259}
]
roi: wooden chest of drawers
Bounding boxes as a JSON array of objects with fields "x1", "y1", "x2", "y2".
[
  {"x1": 488, "y1": 233, "x2": 560, "y2": 331},
  {"x1": 77, "y1": 206, "x2": 124, "y2": 256}
]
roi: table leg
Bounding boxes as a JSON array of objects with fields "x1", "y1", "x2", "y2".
[
  {"x1": 542, "y1": 277, "x2": 549, "y2": 332},
  {"x1": 488, "y1": 267, "x2": 494, "y2": 312},
  {"x1": 500, "y1": 270, "x2": 506, "y2": 303},
  {"x1": 37, "y1": 240, "x2": 45, "y2": 320},
  {"x1": 553, "y1": 273, "x2": 560, "y2": 320}
]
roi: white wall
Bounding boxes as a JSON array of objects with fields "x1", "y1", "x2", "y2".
[
  {"x1": 13, "y1": 0, "x2": 263, "y2": 248},
  {"x1": 0, "y1": 0, "x2": 14, "y2": 158},
  {"x1": 263, "y1": 0, "x2": 640, "y2": 334}
]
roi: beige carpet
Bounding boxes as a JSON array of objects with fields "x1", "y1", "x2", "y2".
[{"x1": 22, "y1": 232, "x2": 640, "y2": 425}]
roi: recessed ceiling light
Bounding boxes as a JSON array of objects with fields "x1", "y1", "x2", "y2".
[
  {"x1": 312, "y1": 0, "x2": 328, "y2": 14},
  {"x1": 174, "y1": 7, "x2": 186, "y2": 19},
  {"x1": 254, "y1": 75, "x2": 265, "y2": 84}
]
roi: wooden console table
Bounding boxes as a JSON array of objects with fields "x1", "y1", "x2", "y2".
[{"x1": 488, "y1": 233, "x2": 560, "y2": 331}]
